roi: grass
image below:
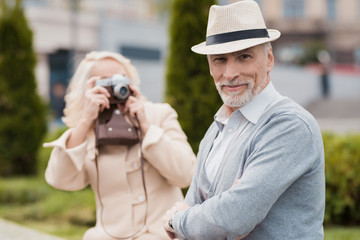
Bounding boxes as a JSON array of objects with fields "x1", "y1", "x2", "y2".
[
  {"x1": 17, "y1": 220, "x2": 87, "y2": 240},
  {"x1": 0, "y1": 176, "x2": 359, "y2": 239},
  {"x1": 0, "y1": 176, "x2": 95, "y2": 239}
]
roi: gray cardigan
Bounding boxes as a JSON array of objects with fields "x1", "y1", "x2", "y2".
[{"x1": 173, "y1": 97, "x2": 325, "y2": 240}]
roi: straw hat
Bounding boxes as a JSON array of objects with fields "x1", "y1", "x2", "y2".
[{"x1": 191, "y1": 0, "x2": 281, "y2": 55}]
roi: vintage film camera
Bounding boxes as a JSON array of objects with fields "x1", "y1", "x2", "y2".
[
  {"x1": 94, "y1": 74, "x2": 139, "y2": 146},
  {"x1": 95, "y1": 74, "x2": 131, "y2": 104}
]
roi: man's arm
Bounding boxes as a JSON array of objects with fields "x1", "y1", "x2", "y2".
[{"x1": 170, "y1": 115, "x2": 323, "y2": 239}]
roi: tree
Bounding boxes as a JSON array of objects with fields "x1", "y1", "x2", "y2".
[
  {"x1": 165, "y1": 0, "x2": 221, "y2": 153},
  {"x1": 0, "y1": 0, "x2": 47, "y2": 176}
]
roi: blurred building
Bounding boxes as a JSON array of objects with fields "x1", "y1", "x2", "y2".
[
  {"x1": 224, "y1": 0, "x2": 360, "y2": 65},
  {"x1": 23, "y1": 0, "x2": 167, "y2": 120},
  {"x1": 23, "y1": 0, "x2": 360, "y2": 122}
]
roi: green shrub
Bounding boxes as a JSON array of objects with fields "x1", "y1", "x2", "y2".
[
  {"x1": 0, "y1": 177, "x2": 48, "y2": 204},
  {"x1": 0, "y1": 0, "x2": 47, "y2": 176},
  {"x1": 0, "y1": 125, "x2": 96, "y2": 229},
  {"x1": 323, "y1": 132, "x2": 360, "y2": 225},
  {"x1": 0, "y1": 127, "x2": 94, "y2": 228},
  {"x1": 165, "y1": 0, "x2": 222, "y2": 153},
  {"x1": 0, "y1": 176, "x2": 95, "y2": 228}
]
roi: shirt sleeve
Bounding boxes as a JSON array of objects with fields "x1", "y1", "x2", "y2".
[
  {"x1": 172, "y1": 114, "x2": 323, "y2": 239},
  {"x1": 43, "y1": 129, "x2": 90, "y2": 191}
]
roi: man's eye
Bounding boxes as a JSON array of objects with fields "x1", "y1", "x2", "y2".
[
  {"x1": 240, "y1": 54, "x2": 251, "y2": 60},
  {"x1": 213, "y1": 57, "x2": 226, "y2": 62}
]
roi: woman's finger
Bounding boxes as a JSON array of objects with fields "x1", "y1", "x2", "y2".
[
  {"x1": 86, "y1": 76, "x2": 101, "y2": 90},
  {"x1": 89, "y1": 85, "x2": 111, "y2": 98},
  {"x1": 85, "y1": 93, "x2": 109, "y2": 112},
  {"x1": 97, "y1": 94, "x2": 110, "y2": 111},
  {"x1": 121, "y1": 95, "x2": 137, "y2": 114},
  {"x1": 129, "y1": 85, "x2": 141, "y2": 99}
]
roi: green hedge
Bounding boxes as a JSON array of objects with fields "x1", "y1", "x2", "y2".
[
  {"x1": 323, "y1": 132, "x2": 360, "y2": 225},
  {"x1": 0, "y1": 126, "x2": 94, "y2": 237},
  {"x1": 165, "y1": 0, "x2": 222, "y2": 153},
  {"x1": 0, "y1": 0, "x2": 47, "y2": 176}
]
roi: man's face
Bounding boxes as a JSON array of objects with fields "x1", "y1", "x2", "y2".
[{"x1": 208, "y1": 44, "x2": 274, "y2": 112}]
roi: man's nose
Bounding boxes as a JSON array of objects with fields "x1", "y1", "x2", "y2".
[{"x1": 223, "y1": 59, "x2": 239, "y2": 81}]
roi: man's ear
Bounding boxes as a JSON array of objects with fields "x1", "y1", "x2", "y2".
[
  {"x1": 207, "y1": 55, "x2": 214, "y2": 77},
  {"x1": 267, "y1": 47, "x2": 274, "y2": 72}
]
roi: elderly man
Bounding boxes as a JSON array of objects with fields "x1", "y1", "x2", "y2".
[{"x1": 163, "y1": 0, "x2": 325, "y2": 239}]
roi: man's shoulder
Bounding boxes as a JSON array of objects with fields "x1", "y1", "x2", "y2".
[
  {"x1": 267, "y1": 98, "x2": 317, "y2": 123},
  {"x1": 260, "y1": 97, "x2": 321, "y2": 137}
]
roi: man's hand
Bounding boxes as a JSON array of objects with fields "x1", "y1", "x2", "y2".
[
  {"x1": 236, "y1": 233, "x2": 249, "y2": 239},
  {"x1": 163, "y1": 202, "x2": 190, "y2": 239}
]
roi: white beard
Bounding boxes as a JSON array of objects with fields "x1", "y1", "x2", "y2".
[{"x1": 215, "y1": 79, "x2": 255, "y2": 108}]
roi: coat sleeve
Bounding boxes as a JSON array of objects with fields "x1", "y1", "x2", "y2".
[
  {"x1": 172, "y1": 114, "x2": 324, "y2": 239},
  {"x1": 141, "y1": 103, "x2": 196, "y2": 188},
  {"x1": 43, "y1": 129, "x2": 90, "y2": 191}
]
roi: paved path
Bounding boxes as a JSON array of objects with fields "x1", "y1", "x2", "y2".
[
  {"x1": 306, "y1": 98, "x2": 360, "y2": 134},
  {"x1": 0, "y1": 218, "x2": 64, "y2": 240},
  {"x1": 272, "y1": 65, "x2": 360, "y2": 134},
  {"x1": 306, "y1": 99, "x2": 360, "y2": 119},
  {"x1": 272, "y1": 65, "x2": 360, "y2": 107}
]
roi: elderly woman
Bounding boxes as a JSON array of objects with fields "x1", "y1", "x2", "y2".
[{"x1": 44, "y1": 51, "x2": 196, "y2": 240}]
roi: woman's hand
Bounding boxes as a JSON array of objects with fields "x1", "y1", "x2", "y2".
[
  {"x1": 66, "y1": 76, "x2": 110, "y2": 149},
  {"x1": 118, "y1": 85, "x2": 149, "y2": 136},
  {"x1": 83, "y1": 76, "x2": 111, "y2": 124}
]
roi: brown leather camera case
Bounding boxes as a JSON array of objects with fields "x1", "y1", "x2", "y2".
[{"x1": 95, "y1": 105, "x2": 139, "y2": 146}]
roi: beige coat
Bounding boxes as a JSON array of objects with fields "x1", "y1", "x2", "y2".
[{"x1": 44, "y1": 102, "x2": 196, "y2": 240}]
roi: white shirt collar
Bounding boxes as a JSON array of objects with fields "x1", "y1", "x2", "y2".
[
  {"x1": 214, "y1": 105, "x2": 229, "y2": 125},
  {"x1": 215, "y1": 81, "x2": 279, "y2": 126},
  {"x1": 240, "y1": 81, "x2": 278, "y2": 124}
]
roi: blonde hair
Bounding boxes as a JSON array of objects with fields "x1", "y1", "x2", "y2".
[{"x1": 62, "y1": 51, "x2": 141, "y2": 128}]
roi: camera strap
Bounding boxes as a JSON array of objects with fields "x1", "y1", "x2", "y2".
[{"x1": 94, "y1": 115, "x2": 148, "y2": 239}]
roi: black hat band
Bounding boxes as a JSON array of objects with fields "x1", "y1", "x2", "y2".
[{"x1": 206, "y1": 28, "x2": 269, "y2": 46}]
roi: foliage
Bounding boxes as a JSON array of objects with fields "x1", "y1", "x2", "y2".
[
  {"x1": 0, "y1": 176, "x2": 47, "y2": 205},
  {"x1": 0, "y1": 127, "x2": 94, "y2": 239},
  {"x1": 165, "y1": 0, "x2": 222, "y2": 153},
  {"x1": 323, "y1": 132, "x2": 360, "y2": 225},
  {"x1": 298, "y1": 40, "x2": 327, "y2": 65},
  {"x1": 324, "y1": 226, "x2": 360, "y2": 240},
  {"x1": 0, "y1": 0, "x2": 47, "y2": 176},
  {"x1": 0, "y1": 177, "x2": 95, "y2": 240}
]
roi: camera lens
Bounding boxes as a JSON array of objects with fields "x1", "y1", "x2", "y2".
[
  {"x1": 113, "y1": 83, "x2": 130, "y2": 101},
  {"x1": 120, "y1": 86, "x2": 128, "y2": 96}
]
